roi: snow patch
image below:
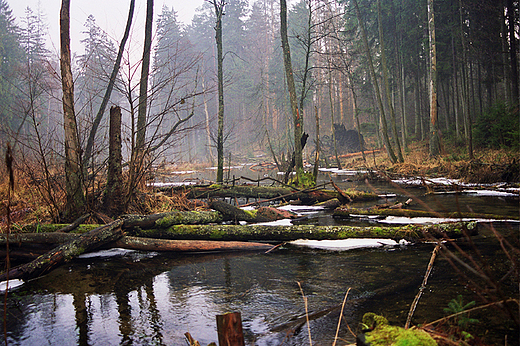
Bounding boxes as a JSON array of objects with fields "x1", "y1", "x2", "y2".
[
  {"x1": 289, "y1": 238, "x2": 401, "y2": 251},
  {"x1": 277, "y1": 205, "x2": 324, "y2": 215},
  {"x1": 0, "y1": 279, "x2": 24, "y2": 292},
  {"x1": 78, "y1": 248, "x2": 137, "y2": 259},
  {"x1": 253, "y1": 218, "x2": 293, "y2": 226}
]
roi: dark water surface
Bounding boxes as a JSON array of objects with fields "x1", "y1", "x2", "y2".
[{"x1": 2, "y1": 169, "x2": 518, "y2": 345}]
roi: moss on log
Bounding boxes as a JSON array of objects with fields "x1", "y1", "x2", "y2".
[
  {"x1": 334, "y1": 207, "x2": 520, "y2": 220},
  {"x1": 129, "y1": 222, "x2": 477, "y2": 241},
  {"x1": 165, "y1": 185, "x2": 379, "y2": 203},
  {"x1": 123, "y1": 210, "x2": 222, "y2": 229},
  {"x1": 20, "y1": 223, "x2": 101, "y2": 233},
  {"x1": 0, "y1": 220, "x2": 124, "y2": 281}
]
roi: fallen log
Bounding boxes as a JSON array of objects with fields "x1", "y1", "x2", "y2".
[
  {"x1": 334, "y1": 207, "x2": 520, "y2": 220},
  {"x1": 0, "y1": 233, "x2": 273, "y2": 253},
  {"x1": 127, "y1": 222, "x2": 477, "y2": 241},
  {"x1": 209, "y1": 200, "x2": 296, "y2": 223},
  {"x1": 112, "y1": 236, "x2": 272, "y2": 252},
  {"x1": 0, "y1": 220, "x2": 124, "y2": 282},
  {"x1": 123, "y1": 210, "x2": 222, "y2": 229},
  {"x1": 163, "y1": 185, "x2": 379, "y2": 203}
]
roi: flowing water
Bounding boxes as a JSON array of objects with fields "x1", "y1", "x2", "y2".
[{"x1": 1, "y1": 167, "x2": 519, "y2": 345}]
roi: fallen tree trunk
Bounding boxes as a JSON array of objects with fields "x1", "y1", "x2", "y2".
[
  {"x1": 334, "y1": 207, "x2": 520, "y2": 220},
  {"x1": 1, "y1": 233, "x2": 273, "y2": 253},
  {"x1": 163, "y1": 185, "x2": 379, "y2": 203},
  {"x1": 127, "y1": 222, "x2": 477, "y2": 241},
  {"x1": 112, "y1": 237, "x2": 272, "y2": 252},
  {"x1": 209, "y1": 200, "x2": 296, "y2": 223},
  {"x1": 123, "y1": 210, "x2": 222, "y2": 229},
  {"x1": 0, "y1": 220, "x2": 124, "y2": 282}
]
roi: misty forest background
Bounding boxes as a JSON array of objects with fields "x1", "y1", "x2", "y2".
[{"x1": 0, "y1": 0, "x2": 518, "y2": 220}]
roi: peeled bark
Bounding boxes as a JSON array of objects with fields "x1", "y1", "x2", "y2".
[{"x1": 113, "y1": 237, "x2": 271, "y2": 252}]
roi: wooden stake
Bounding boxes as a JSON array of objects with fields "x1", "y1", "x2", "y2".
[{"x1": 216, "y1": 312, "x2": 245, "y2": 346}]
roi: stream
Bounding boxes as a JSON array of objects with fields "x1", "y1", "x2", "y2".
[{"x1": 1, "y1": 166, "x2": 519, "y2": 345}]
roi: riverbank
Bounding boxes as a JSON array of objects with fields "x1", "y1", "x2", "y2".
[{"x1": 337, "y1": 141, "x2": 520, "y2": 184}]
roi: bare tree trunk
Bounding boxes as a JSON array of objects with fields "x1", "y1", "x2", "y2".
[
  {"x1": 60, "y1": 0, "x2": 85, "y2": 220},
  {"x1": 507, "y1": 0, "x2": 519, "y2": 103},
  {"x1": 280, "y1": 0, "x2": 304, "y2": 180},
  {"x1": 313, "y1": 105, "x2": 320, "y2": 181},
  {"x1": 352, "y1": 0, "x2": 397, "y2": 164},
  {"x1": 104, "y1": 106, "x2": 124, "y2": 216},
  {"x1": 212, "y1": 0, "x2": 225, "y2": 183},
  {"x1": 83, "y1": 0, "x2": 135, "y2": 166},
  {"x1": 428, "y1": 0, "x2": 440, "y2": 157},
  {"x1": 459, "y1": 0, "x2": 473, "y2": 159},
  {"x1": 129, "y1": 0, "x2": 153, "y2": 197},
  {"x1": 378, "y1": 0, "x2": 404, "y2": 162}
]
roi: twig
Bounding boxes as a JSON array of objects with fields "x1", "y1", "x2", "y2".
[
  {"x1": 265, "y1": 242, "x2": 286, "y2": 254},
  {"x1": 405, "y1": 244, "x2": 440, "y2": 329},
  {"x1": 297, "y1": 281, "x2": 313, "y2": 346},
  {"x1": 57, "y1": 213, "x2": 91, "y2": 233},
  {"x1": 332, "y1": 287, "x2": 351, "y2": 346}
]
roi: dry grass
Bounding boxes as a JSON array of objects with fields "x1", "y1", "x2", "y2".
[{"x1": 341, "y1": 141, "x2": 520, "y2": 183}]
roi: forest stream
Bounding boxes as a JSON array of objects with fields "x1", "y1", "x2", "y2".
[{"x1": 1, "y1": 167, "x2": 518, "y2": 346}]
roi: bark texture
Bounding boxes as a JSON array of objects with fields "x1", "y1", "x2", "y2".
[{"x1": 60, "y1": 0, "x2": 85, "y2": 220}]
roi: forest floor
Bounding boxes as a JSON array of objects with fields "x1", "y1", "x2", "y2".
[
  {"x1": 335, "y1": 141, "x2": 520, "y2": 184},
  {"x1": 0, "y1": 141, "x2": 518, "y2": 226}
]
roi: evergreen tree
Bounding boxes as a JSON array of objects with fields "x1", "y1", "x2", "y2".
[{"x1": 0, "y1": 0, "x2": 23, "y2": 132}]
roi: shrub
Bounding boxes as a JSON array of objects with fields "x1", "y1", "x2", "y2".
[{"x1": 473, "y1": 103, "x2": 519, "y2": 150}]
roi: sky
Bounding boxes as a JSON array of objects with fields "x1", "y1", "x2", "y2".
[{"x1": 8, "y1": 0, "x2": 205, "y2": 57}]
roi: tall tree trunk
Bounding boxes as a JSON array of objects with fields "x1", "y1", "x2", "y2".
[
  {"x1": 212, "y1": 0, "x2": 225, "y2": 183},
  {"x1": 60, "y1": 0, "x2": 85, "y2": 220},
  {"x1": 329, "y1": 62, "x2": 341, "y2": 169},
  {"x1": 313, "y1": 105, "x2": 320, "y2": 181},
  {"x1": 428, "y1": 0, "x2": 440, "y2": 157},
  {"x1": 104, "y1": 106, "x2": 124, "y2": 216},
  {"x1": 378, "y1": 0, "x2": 404, "y2": 162},
  {"x1": 129, "y1": 0, "x2": 153, "y2": 197},
  {"x1": 280, "y1": 0, "x2": 304, "y2": 179},
  {"x1": 459, "y1": 0, "x2": 473, "y2": 159},
  {"x1": 507, "y1": 0, "x2": 519, "y2": 103},
  {"x1": 83, "y1": 0, "x2": 135, "y2": 166},
  {"x1": 352, "y1": 0, "x2": 397, "y2": 164}
]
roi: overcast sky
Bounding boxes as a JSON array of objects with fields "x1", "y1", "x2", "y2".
[{"x1": 8, "y1": 0, "x2": 204, "y2": 57}]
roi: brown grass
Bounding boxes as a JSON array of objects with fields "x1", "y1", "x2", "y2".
[{"x1": 341, "y1": 141, "x2": 520, "y2": 183}]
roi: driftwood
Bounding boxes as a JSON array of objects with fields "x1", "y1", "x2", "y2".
[{"x1": 0, "y1": 220, "x2": 124, "y2": 281}]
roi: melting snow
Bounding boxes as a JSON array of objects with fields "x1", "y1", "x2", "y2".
[
  {"x1": 0, "y1": 279, "x2": 24, "y2": 292},
  {"x1": 289, "y1": 238, "x2": 402, "y2": 251}
]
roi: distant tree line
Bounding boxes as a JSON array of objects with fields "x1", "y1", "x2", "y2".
[{"x1": 0, "y1": 0, "x2": 517, "y2": 220}]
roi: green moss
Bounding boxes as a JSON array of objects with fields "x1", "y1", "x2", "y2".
[{"x1": 362, "y1": 314, "x2": 437, "y2": 346}]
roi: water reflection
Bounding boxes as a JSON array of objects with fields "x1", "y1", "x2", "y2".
[{"x1": 4, "y1": 245, "x2": 450, "y2": 346}]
